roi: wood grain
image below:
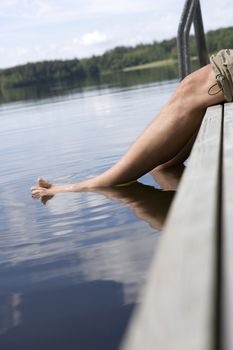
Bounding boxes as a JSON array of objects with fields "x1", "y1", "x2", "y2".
[{"x1": 222, "y1": 102, "x2": 233, "y2": 350}]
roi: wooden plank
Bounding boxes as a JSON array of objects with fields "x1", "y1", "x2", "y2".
[
  {"x1": 121, "y1": 105, "x2": 223, "y2": 350},
  {"x1": 222, "y1": 102, "x2": 233, "y2": 350}
]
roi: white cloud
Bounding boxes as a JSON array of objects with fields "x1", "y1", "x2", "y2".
[
  {"x1": 0, "y1": 0, "x2": 233, "y2": 68},
  {"x1": 16, "y1": 46, "x2": 29, "y2": 57},
  {"x1": 81, "y1": 31, "x2": 107, "y2": 46}
]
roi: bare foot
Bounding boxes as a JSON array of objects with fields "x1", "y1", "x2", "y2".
[
  {"x1": 31, "y1": 177, "x2": 55, "y2": 202},
  {"x1": 31, "y1": 177, "x2": 91, "y2": 202},
  {"x1": 37, "y1": 178, "x2": 52, "y2": 189},
  {"x1": 150, "y1": 164, "x2": 184, "y2": 191}
]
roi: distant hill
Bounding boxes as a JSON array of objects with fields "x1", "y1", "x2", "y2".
[{"x1": 1, "y1": 26, "x2": 233, "y2": 90}]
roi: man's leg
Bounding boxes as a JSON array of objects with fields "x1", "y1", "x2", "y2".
[
  {"x1": 31, "y1": 64, "x2": 225, "y2": 198},
  {"x1": 155, "y1": 127, "x2": 200, "y2": 170}
]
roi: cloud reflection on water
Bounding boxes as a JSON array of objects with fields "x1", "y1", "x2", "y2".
[{"x1": 0, "y1": 79, "x2": 181, "y2": 348}]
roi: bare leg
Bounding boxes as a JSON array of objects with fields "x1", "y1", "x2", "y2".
[
  {"x1": 31, "y1": 64, "x2": 225, "y2": 198},
  {"x1": 155, "y1": 127, "x2": 200, "y2": 170}
]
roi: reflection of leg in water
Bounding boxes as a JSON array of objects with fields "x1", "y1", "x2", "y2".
[
  {"x1": 34, "y1": 166, "x2": 184, "y2": 231},
  {"x1": 88, "y1": 182, "x2": 175, "y2": 231},
  {"x1": 31, "y1": 63, "x2": 225, "y2": 199}
]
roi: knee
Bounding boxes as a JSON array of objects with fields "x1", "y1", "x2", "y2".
[
  {"x1": 172, "y1": 64, "x2": 218, "y2": 108},
  {"x1": 168, "y1": 75, "x2": 195, "y2": 111},
  {"x1": 170, "y1": 68, "x2": 208, "y2": 110},
  {"x1": 176, "y1": 74, "x2": 195, "y2": 99}
]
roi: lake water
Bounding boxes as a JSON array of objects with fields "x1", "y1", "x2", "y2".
[{"x1": 0, "y1": 71, "x2": 180, "y2": 350}]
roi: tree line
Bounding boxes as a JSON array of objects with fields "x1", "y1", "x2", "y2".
[{"x1": 1, "y1": 26, "x2": 233, "y2": 90}]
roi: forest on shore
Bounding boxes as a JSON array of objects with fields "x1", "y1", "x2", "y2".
[{"x1": 0, "y1": 26, "x2": 233, "y2": 90}]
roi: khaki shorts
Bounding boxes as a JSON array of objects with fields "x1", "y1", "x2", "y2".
[{"x1": 210, "y1": 49, "x2": 233, "y2": 102}]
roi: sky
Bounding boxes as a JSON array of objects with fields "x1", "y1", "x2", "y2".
[{"x1": 0, "y1": 0, "x2": 233, "y2": 69}]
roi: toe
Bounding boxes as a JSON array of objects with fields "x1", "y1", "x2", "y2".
[
  {"x1": 37, "y1": 177, "x2": 52, "y2": 189},
  {"x1": 31, "y1": 186, "x2": 48, "y2": 197}
]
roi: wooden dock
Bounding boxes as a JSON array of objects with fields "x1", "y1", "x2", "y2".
[{"x1": 121, "y1": 102, "x2": 233, "y2": 350}]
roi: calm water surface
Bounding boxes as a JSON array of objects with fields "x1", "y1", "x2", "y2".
[{"x1": 0, "y1": 77, "x2": 179, "y2": 349}]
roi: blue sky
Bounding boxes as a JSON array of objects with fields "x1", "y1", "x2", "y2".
[{"x1": 0, "y1": 0, "x2": 233, "y2": 69}]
